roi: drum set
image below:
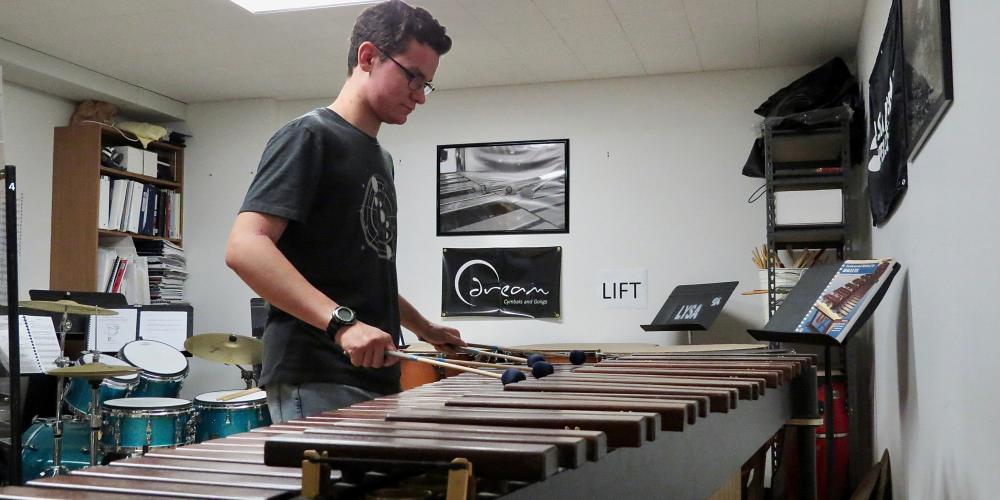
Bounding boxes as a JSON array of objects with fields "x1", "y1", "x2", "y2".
[{"x1": 16, "y1": 299, "x2": 272, "y2": 480}]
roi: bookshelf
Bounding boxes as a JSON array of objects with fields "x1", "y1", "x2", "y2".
[{"x1": 50, "y1": 123, "x2": 184, "y2": 292}]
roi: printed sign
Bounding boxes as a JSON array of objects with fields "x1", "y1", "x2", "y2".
[
  {"x1": 598, "y1": 269, "x2": 647, "y2": 309},
  {"x1": 442, "y1": 247, "x2": 561, "y2": 318}
]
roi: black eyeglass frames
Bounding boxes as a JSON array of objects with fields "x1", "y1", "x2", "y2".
[{"x1": 375, "y1": 45, "x2": 435, "y2": 96}]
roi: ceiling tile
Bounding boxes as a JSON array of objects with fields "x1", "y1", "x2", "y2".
[
  {"x1": 0, "y1": 0, "x2": 867, "y2": 102},
  {"x1": 608, "y1": 0, "x2": 685, "y2": 15},
  {"x1": 683, "y1": 0, "x2": 759, "y2": 70},
  {"x1": 458, "y1": 0, "x2": 545, "y2": 26},
  {"x1": 620, "y1": 11, "x2": 701, "y2": 74},
  {"x1": 533, "y1": 0, "x2": 615, "y2": 20},
  {"x1": 758, "y1": 0, "x2": 829, "y2": 67}
]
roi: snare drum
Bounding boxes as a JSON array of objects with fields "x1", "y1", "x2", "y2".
[
  {"x1": 101, "y1": 397, "x2": 195, "y2": 453},
  {"x1": 63, "y1": 353, "x2": 139, "y2": 416},
  {"x1": 118, "y1": 340, "x2": 189, "y2": 398},
  {"x1": 21, "y1": 418, "x2": 95, "y2": 479},
  {"x1": 193, "y1": 390, "x2": 272, "y2": 442}
]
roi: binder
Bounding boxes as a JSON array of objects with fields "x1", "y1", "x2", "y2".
[
  {"x1": 98, "y1": 175, "x2": 111, "y2": 229},
  {"x1": 0, "y1": 315, "x2": 62, "y2": 374}
]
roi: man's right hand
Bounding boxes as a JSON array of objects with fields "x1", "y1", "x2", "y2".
[{"x1": 335, "y1": 321, "x2": 399, "y2": 368}]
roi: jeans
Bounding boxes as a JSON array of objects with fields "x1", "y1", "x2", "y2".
[{"x1": 266, "y1": 382, "x2": 382, "y2": 423}]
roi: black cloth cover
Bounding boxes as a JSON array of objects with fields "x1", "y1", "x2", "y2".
[{"x1": 866, "y1": 0, "x2": 908, "y2": 226}]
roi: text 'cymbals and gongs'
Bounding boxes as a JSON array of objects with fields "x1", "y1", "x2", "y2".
[
  {"x1": 18, "y1": 300, "x2": 119, "y2": 316},
  {"x1": 184, "y1": 333, "x2": 263, "y2": 365}
]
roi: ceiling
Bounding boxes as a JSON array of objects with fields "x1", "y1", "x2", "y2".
[{"x1": 0, "y1": 0, "x2": 867, "y2": 103}]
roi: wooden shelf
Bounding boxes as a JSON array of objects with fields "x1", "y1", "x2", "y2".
[
  {"x1": 51, "y1": 122, "x2": 185, "y2": 292},
  {"x1": 99, "y1": 229, "x2": 181, "y2": 245},
  {"x1": 97, "y1": 123, "x2": 185, "y2": 152},
  {"x1": 99, "y1": 167, "x2": 181, "y2": 189}
]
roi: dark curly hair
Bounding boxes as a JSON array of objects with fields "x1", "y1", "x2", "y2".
[{"x1": 348, "y1": 0, "x2": 452, "y2": 75}]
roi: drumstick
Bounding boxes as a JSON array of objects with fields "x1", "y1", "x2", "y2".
[
  {"x1": 460, "y1": 347, "x2": 528, "y2": 364},
  {"x1": 436, "y1": 357, "x2": 532, "y2": 372},
  {"x1": 218, "y1": 387, "x2": 262, "y2": 402},
  {"x1": 385, "y1": 351, "x2": 527, "y2": 385},
  {"x1": 426, "y1": 354, "x2": 555, "y2": 380}
]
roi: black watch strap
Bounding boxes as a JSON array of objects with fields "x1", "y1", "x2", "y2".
[{"x1": 327, "y1": 306, "x2": 356, "y2": 337}]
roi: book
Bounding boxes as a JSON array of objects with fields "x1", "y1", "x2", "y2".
[
  {"x1": 0, "y1": 315, "x2": 62, "y2": 374},
  {"x1": 746, "y1": 259, "x2": 900, "y2": 346},
  {"x1": 794, "y1": 259, "x2": 896, "y2": 343},
  {"x1": 111, "y1": 257, "x2": 129, "y2": 293}
]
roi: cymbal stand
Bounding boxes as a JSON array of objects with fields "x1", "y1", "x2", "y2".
[
  {"x1": 46, "y1": 308, "x2": 73, "y2": 476},
  {"x1": 235, "y1": 365, "x2": 256, "y2": 390},
  {"x1": 87, "y1": 379, "x2": 102, "y2": 466},
  {"x1": 84, "y1": 351, "x2": 102, "y2": 466}
]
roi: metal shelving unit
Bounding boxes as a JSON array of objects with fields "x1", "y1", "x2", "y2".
[{"x1": 762, "y1": 107, "x2": 856, "y2": 332}]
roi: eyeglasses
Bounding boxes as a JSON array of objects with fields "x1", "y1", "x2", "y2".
[{"x1": 374, "y1": 45, "x2": 435, "y2": 96}]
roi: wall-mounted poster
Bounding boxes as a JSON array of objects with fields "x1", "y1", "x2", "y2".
[
  {"x1": 868, "y1": 0, "x2": 908, "y2": 226},
  {"x1": 437, "y1": 139, "x2": 568, "y2": 236},
  {"x1": 903, "y1": 0, "x2": 953, "y2": 161},
  {"x1": 442, "y1": 247, "x2": 560, "y2": 319}
]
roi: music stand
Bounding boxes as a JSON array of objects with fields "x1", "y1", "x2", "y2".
[{"x1": 641, "y1": 281, "x2": 738, "y2": 343}]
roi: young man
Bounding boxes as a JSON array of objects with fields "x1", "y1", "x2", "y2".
[{"x1": 225, "y1": 0, "x2": 464, "y2": 423}]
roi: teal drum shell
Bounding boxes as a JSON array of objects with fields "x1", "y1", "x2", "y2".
[
  {"x1": 63, "y1": 354, "x2": 139, "y2": 416},
  {"x1": 21, "y1": 418, "x2": 96, "y2": 480},
  {"x1": 118, "y1": 340, "x2": 189, "y2": 399},
  {"x1": 100, "y1": 397, "x2": 195, "y2": 453},
  {"x1": 194, "y1": 390, "x2": 271, "y2": 442}
]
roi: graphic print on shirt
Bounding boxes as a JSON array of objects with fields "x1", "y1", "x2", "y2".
[{"x1": 360, "y1": 174, "x2": 397, "y2": 261}]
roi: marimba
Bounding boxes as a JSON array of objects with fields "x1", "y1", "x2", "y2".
[{"x1": 0, "y1": 349, "x2": 819, "y2": 499}]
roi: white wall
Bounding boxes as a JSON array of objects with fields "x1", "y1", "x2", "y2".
[
  {"x1": 0, "y1": 81, "x2": 76, "y2": 296},
  {"x1": 857, "y1": 1, "x2": 1000, "y2": 498},
  {"x1": 180, "y1": 66, "x2": 811, "y2": 395}
]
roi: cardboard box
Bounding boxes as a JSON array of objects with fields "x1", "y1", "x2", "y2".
[
  {"x1": 143, "y1": 150, "x2": 159, "y2": 178},
  {"x1": 775, "y1": 189, "x2": 843, "y2": 225},
  {"x1": 113, "y1": 146, "x2": 145, "y2": 174}
]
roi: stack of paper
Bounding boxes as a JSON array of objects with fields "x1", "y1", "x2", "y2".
[{"x1": 134, "y1": 239, "x2": 187, "y2": 304}]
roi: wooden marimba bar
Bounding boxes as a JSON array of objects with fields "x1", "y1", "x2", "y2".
[{"x1": 0, "y1": 351, "x2": 818, "y2": 499}]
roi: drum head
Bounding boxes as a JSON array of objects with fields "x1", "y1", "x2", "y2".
[
  {"x1": 195, "y1": 390, "x2": 267, "y2": 404},
  {"x1": 120, "y1": 340, "x2": 188, "y2": 376},
  {"x1": 77, "y1": 353, "x2": 138, "y2": 382},
  {"x1": 103, "y1": 397, "x2": 191, "y2": 410}
]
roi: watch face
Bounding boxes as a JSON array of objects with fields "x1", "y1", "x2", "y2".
[{"x1": 335, "y1": 307, "x2": 355, "y2": 323}]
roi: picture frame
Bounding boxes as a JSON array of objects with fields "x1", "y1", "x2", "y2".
[
  {"x1": 437, "y1": 139, "x2": 569, "y2": 236},
  {"x1": 903, "y1": 0, "x2": 953, "y2": 161}
]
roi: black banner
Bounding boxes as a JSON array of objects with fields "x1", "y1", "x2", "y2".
[
  {"x1": 442, "y1": 247, "x2": 561, "y2": 318},
  {"x1": 867, "y1": 0, "x2": 908, "y2": 226}
]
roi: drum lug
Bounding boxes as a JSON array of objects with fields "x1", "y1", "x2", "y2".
[
  {"x1": 146, "y1": 418, "x2": 154, "y2": 447},
  {"x1": 186, "y1": 413, "x2": 198, "y2": 445}
]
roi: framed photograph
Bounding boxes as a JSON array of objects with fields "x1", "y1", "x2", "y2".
[
  {"x1": 437, "y1": 139, "x2": 569, "y2": 236},
  {"x1": 903, "y1": 0, "x2": 953, "y2": 161}
]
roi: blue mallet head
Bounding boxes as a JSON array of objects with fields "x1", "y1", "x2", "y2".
[
  {"x1": 569, "y1": 350, "x2": 587, "y2": 365},
  {"x1": 526, "y1": 354, "x2": 546, "y2": 367},
  {"x1": 501, "y1": 368, "x2": 527, "y2": 385},
  {"x1": 531, "y1": 361, "x2": 555, "y2": 379}
]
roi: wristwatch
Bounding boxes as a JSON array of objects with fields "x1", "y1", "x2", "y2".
[{"x1": 326, "y1": 306, "x2": 357, "y2": 338}]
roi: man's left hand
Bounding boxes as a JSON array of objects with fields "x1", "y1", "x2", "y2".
[{"x1": 419, "y1": 323, "x2": 465, "y2": 355}]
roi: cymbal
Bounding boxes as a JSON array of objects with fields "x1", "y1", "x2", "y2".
[
  {"x1": 184, "y1": 333, "x2": 262, "y2": 365},
  {"x1": 19, "y1": 300, "x2": 119, "y2": 316},
  {"x1": 46, "y1": 363, "x2": 139, "y2": 379}
]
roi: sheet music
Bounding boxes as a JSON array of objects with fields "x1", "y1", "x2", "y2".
[
  {"x1": 0, "y1": 315, "x2": 62, "y2": 373},
  {"x1": 22, "y1": 315, "x2": 61, "y2": 372},
  {"x1": 138, "y1": 310, "x2": 188, "y2": 350},
  {"x1": 88, "y1": 308, "x2": 139, "y2": 352}
]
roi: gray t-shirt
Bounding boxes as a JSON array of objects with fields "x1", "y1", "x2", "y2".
[{"x1": 240, "y1": 108, "x2": 401, "y2": 395}]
